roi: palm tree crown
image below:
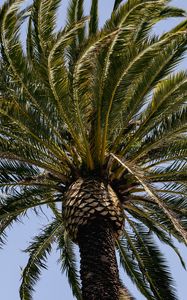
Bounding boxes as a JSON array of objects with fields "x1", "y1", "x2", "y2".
[{"x1": 0, "y1": 0, "x2": 187, "y2": 299}]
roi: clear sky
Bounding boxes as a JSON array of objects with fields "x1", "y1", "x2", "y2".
[{"x1": 0, "y1": 1, "x2": 187, "y2": 300}]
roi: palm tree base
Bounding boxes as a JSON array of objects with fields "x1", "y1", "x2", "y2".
[{"x1": 77, "y1": 217, "x2": 120, "y2": 300}]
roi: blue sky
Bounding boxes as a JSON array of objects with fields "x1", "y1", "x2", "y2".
[{"x1": 0, "y1": 0, "x2": 187, "y2": 299}]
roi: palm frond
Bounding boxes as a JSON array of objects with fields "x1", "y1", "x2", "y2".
[
  {"x1": 108, "y1": 33, "x2": 187, "y2": 147},
  {"x1": 119, "y1": 285, "x2": 136, "y2": 300},
  {"x1": 143, "y1": 138, "x2": 187, "y2": 168},
  {"x1": 0, "y1": 0, "x2": 74, "y2": 162},
  {"x1": 57, "y1": 232, "x2": 82, "y2": 300},
  {"x1": 122, "y1": 220, "x2": 178, "y2": 300},
  {"x1": 0, "y1": 186, "x2": 60, "y2": 222},
  {"x1": 32, "y1": 0, "x2": 61, "y2": 54},
  {"x1": 72, "y1": 29, "x2": 119, "y2": 167},
  {"x1": 0, "y1": 214, "x2": 16, "y2": 248},
  {"x1": 126, "y1": 196, "x2": 187, "y2": 243},
  {"x1": 124, "y1": 72, "x2": 187, "y2": 153},
  {"x1": 48, "y1": 18, "x2": 89, "y2": 156},
  {"x1": 0, "y1": 136, "x2": 69, "y2": 180},
  {"x1": 111, "y1": 154, "x2": 187, "y2": 244},
  {"x1": 20, "y1": 220, "x2": 63, "y2": 300},
  {"x1": 131, "y1": 108, "x2": 187, "y2": 162},
  {"x1": 0, "y1": 1, "x2": 44, "y2": 111},
  {"x1": 117, "y1": 238, "x2": 155, "y2": 299},
  {"x1": 66, "y1": 0, "x2": 85, "y2": 77},
  {"x1": 89, "y1": 0, "x2": 98, "y2": 37},
  {"x1": 124, "y1": 202, "x2": 186, "y2": 269},
  {"x1": 113, "y1": 0, "x2": 123, "y2": 12},
  {"x1": 0, "y1": 103, "x2": 68, "y2": 164}
]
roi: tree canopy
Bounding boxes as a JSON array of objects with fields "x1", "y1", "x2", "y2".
[{"x1": 0, "y1": 0, "x2": 187, "y2": 299}]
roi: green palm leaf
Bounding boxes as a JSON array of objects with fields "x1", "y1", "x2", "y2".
[
  {"x1": 123, "y1": 220, "x2": 178, "y2": 300},
  {"x1": 113, "y1": 0, "x2": 123, "y2": 11},
  {"x1": 112, "y1": 154, "x2": 187, "y2": 244},
  {"x1": 57, "y1": 232, "x2": 82, "y2": 300},
  {"x1": 20, "y1": 220, "x2": 63, "y2": 300},
  {"x1": 125, "y1": 202, "x2": 186, "y2": 269},
  {"x1": 89, "y1": 0, "x2": 98, "y2": 36}
]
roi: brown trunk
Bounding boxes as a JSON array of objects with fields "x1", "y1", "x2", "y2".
[{"x1": 77, "y1": 217, "x2": 121, "y2": 300}]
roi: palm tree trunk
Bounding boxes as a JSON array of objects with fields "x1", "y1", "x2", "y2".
[{"x1": 77, "y1": 217, "x2": 121, "y2": 300}]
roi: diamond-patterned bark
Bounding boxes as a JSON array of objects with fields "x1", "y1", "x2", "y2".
[
  {"x1": 78, "y1": 218, "x2": 121, "y2": 300},
  {"x1": 63, "y1": 178, "x2": 124, "y2": 242}
]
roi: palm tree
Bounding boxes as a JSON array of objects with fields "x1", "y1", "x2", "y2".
[{"x1": 0, "y1": 0, "x2": 187, "y2": 299}]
